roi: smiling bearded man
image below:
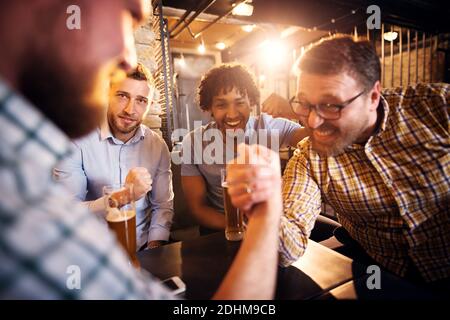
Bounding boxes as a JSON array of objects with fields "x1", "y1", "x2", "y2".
[
  {"x1": 272, "y1": 35, "x2": 450, "y2": 295},
  {"x1": 54, "y1": 63, "x2": 174, "y2": 251}
]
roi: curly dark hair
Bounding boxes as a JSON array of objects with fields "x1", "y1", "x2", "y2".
[
  {"x1": 298, "y1": 35, "x2": 381, "y2": 90},
  {"x1": 197, "y1": 63, "x2": 260, "y2": 111}
]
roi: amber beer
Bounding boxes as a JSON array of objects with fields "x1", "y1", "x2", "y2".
[
  {"x1": 103, "y1": 184, "x2": 139, "y2": 268},
  {"x1": 106, "y1": 209, "x2": 138, "y2": 266},
  {"x1": 222, "y1": 181, "x2": 245, "y2": 241}
]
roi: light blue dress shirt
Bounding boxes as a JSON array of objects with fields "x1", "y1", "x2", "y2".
[
  {"x1": 0, "y1": 78, "x2": 174, "y2": 299},
  {"x1": 54, "y1": 122, "x2": 174, "y2": 248}
]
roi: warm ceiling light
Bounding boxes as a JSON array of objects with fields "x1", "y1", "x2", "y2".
[
  {"x1": 198, "y1": 43, "x2": 206, "y2": 54},
  {"x1": 177, "y1": 53, "x2": 186, "y2": 67},
  {"x1": 260, "y1": 39, "x2": 287, "y2": 67},
  {"x1": 215, "y1": 42, "x2": 226, "y2": 50},
  {"x1": 383, "y1": 31, "x2": 398, "y2": 41},
  {"x1": 242, "y1": 24, "x2": 255, "y2": 33},
  {"x1": 232, "y1": 2, "x2": 254, "y2": 16}
]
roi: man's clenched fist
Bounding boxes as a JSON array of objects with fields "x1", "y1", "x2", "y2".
[{"x1": 125, "y1": 167, "x2": 152, "y2": 201}]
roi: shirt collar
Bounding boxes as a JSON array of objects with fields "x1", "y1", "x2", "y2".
[
  {"x1": 99, "y1": 120, "x2": 146, "y2": 144},
  {"x1": 244, "y1": 116, "x2": 254, "y2": 134},
  {"x1": 364, "y1": 95, "x2": 390, "y2": 146},
  {"x1": 100, "y1": 120, "x2": 114, "y2": 141},
  {"x1": 374, "y1": 95, "x2": 390, "y2": 135},
  {"x1": 343, "y1": 95, "x2": 390, "y2": 151},
  {"x1": 1, "y1": 77, "x2": 72, "y2": 161}
]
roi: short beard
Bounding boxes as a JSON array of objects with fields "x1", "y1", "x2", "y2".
[
  {"x1": 107, "y1": 112, "x2": 141, "y2": 137},
  {"x1": 309, "y1": 124, "x2": 364, "y2": 157},
  {"x1": 19, "y1": 60, "x2": 105, "y2": 139}
]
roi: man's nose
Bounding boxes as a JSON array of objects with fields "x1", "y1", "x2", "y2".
[
  {"x1": 226, "y1": 106, "x2": 239, "y2": 119},
  {"x1": 307, "y1": 109, "x2": 324, "y2": 129},
  {"x1": 124, "y1": 99, "x2": 136, "y2": 114}
]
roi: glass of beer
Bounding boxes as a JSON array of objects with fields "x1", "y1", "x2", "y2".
[
  {"x1": 103, "y1": 183, "x2": 140, "y2": 268},
  {"x1": 221, "y1": 168, "x2": 245, "y2": 241}
]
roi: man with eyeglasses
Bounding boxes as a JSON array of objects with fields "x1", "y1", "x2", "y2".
[
  {"x1": 257, "y1": 35, "x2": 449, "y2": 293},
  {"x1": 54, "y1": 63, "x2": 174, "y2": 250}
]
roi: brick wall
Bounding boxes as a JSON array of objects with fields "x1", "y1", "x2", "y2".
[{"x1": 134, "y1": 18, "x2": 164, "y2": 136}]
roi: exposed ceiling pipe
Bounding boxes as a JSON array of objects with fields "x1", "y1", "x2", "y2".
[
  {"x1": 164, "y1": 7, "x2": 251, "y2": 25},
  {"x1": 167, "y1": 3, "x2": 195, "y2": 34},
  {"x1": 170, "y1": 0, "x2": 218, "y2": 39},
  {"x1": 192, "y1": 0, "x2": 248, "y2": 39}
]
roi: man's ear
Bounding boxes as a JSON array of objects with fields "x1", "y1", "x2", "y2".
[{"x1": 368, "y1": 81, "x2": 381, "y2": 111}]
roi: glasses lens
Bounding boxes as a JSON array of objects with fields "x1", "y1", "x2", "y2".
[
  {"x1": 291, "y1": 101, "x2": 310, "y2": 116},
  {"x1": 291, "y1": 99, "x2": 342, "y2": 120},
  {"x1": 317, "y1": 105, "x2": 341, "y2": 120}
]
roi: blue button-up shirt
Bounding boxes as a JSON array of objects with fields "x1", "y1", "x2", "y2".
[
  {"x1": 54, "y1": 122, "x2": 174, "y2": 247},
  {"x1": 0, "y1": 78, "x2": 174, "y2": 299}
]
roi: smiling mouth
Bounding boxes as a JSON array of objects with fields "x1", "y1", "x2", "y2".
[
  {"x1": 315, "y1": 128, "x2": 335, "y2": 136},
  {"x1": 313, "y1": 127, "x2": 338, "y2": 142},
  {"x1": 119, "y1": 116, "x2": 136, "y2": 124},
  {"x1": 224, "y1": 120, "x2": 241, "y2": 127}
]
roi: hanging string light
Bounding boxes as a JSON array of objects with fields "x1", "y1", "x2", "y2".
[{"x1": 312, "y1": 8, "x2": 363, "y2": 32}]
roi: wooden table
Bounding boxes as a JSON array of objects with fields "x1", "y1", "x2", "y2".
[{"x1": 138, "y1": 232, "x2": 367, "y2": 299}]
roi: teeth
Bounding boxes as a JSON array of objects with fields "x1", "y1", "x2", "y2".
[
  {"x1": 226, "y1": 120, "x2": 240, "y2": 126},
  {"x1": 315, "y1": 129, "x2": 335, "y2": 136}
]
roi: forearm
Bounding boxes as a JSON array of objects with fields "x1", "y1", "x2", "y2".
[
  {"x1": 278, "y1": 215, "x2": 309, "y2": 267},
  {"x1": 84, "y1": 190, "x2": 134, "y2": 217},
  {"x1": 279, "y1": 151, "x2": 321, "y2": 266},
  {"x1": 82, "y1": 196, "x2": 107, "y2": 218},
  {"x1": 191, "y1": 204, "x2": 226, "y2": 230},
  {"x1": 213, "y1": 198, "x2": 282, "y2": 300}
]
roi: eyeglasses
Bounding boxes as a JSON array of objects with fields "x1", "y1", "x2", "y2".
[{"x1": 289, "y1": 90, "x2": 366, "y2": 120}]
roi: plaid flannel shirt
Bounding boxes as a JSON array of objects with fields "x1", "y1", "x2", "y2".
[
  {"x1": 280, "y1": 83, "x2": 450, "y2": 282},
  {"x1": 0, "y1": 79, "x2": 174, "y2": 299}
]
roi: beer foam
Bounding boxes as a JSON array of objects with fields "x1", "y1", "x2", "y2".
[{"x1": 106, "y1": 209, "x2": 136, "y2": 222}]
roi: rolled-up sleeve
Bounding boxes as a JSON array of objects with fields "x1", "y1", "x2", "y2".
[{"x1": 279, "y1": 143, "x2": 322, "y2": 267}]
